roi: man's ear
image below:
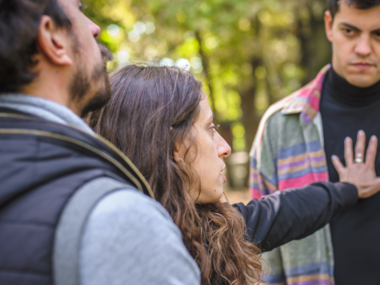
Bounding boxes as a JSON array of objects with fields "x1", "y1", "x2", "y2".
[
  {"x1": 325, "y1": 11, "x2": 334, "y2": 42},
  {"x1": 36, "y1": 15, "x2": 73, "y2": 66}
]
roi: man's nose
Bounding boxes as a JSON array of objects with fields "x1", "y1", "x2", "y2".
[
  {"x1": 355, "y1": 35, "x2": 372, "y2": 57},
  {"x1": 87, "y1": 18, "x2": 101, "y2": 38}
]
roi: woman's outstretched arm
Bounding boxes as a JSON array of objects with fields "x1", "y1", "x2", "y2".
[
  {"x1": 233, "y1": 181, "x2": 357, "y2": 251},
  {"x1": 233, "y1": 131, "x2": 380, "y2": 252}
]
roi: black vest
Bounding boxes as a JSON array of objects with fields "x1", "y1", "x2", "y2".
[{"x1": 0, "y1": 110, "x2": 153, "y2": 285}]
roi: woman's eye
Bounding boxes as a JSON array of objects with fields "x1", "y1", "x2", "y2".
[
  {"x1": 79, "y1": 3, "x2": 87, "y2": 11},
  {"x1": 209, "y1": 124, "x2": 220, "y2": 137}
]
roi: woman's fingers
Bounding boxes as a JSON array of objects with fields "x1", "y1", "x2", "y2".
[
  {"x1": 332, "y1": 155, "x2": 346, "y2": 177},
  {"x1": 344, "y1": 137, "x2": 354, "y2": 168},
  {"x1": 365, "y1": 135, "x2": 378, "y2": 168},
  {"x1": 354, "y1": 130, "x2": 366, "y2": 164}
]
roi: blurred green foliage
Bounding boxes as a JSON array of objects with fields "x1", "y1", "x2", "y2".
[{"x1": 83, "y1": 0, "x2": 332, "y2": 152}]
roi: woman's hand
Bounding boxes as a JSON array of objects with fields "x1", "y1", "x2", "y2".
[{"x1": 332, "y1": 130, "x2": 380, "y2": 198}]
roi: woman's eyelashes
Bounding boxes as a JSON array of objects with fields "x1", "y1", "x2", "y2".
[
  {"x1": 209, "y1": 124, "x2": 220, "y2": 137},
  {"x1": 79, "y1": 2, "x2": 87, "y2": 11}
]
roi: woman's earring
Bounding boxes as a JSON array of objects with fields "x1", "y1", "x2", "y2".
[{"x1": 179, "y1": 158, "x2": 186, "y2": 170}]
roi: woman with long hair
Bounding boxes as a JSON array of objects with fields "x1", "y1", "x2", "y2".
[{"x1": 89, "y1": 65, "x2": 380, "y2": 285}]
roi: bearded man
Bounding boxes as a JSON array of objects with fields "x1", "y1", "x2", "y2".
[
  {"x1": 250, "y1": 0, "x2": 380, "y2": 284},
  {"x1": 0, "y1": 1, "x2": 200, "y2": 284}
]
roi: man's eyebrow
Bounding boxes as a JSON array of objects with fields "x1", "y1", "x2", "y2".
[
  {"x1": 339, "y1": 22, "x2": 361, "y2": 32},
  {"x1": 207, "y1": 114, "x2": 215, "y2": 123},
  {"x1": 339, "y1": 22, "x2": 380, "y2": 34}
]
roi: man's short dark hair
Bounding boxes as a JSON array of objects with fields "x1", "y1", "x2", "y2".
[
  {"x1": 0, "y1": 0, "x2": 71, "y2": 93},
  {"x1": 328, "y1": 0, "x2": 380, "y2": 19}
]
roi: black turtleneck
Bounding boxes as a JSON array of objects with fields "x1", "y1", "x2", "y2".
[{"x1": 320, "y1": 67, "x2": 380, "y2": 285}]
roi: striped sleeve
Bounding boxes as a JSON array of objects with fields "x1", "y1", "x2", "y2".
[{"x1": 250, "y1": 112, "x2": 279, "y2": 199}]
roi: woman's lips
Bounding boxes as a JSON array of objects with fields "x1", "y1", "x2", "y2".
[{"x1": 221, "y1": 174, "x2": 226, "y2": 183}]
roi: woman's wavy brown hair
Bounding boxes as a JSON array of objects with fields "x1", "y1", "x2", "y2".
[{"x1": 88, "y1": 64, "x2": 263, "y2": 284}]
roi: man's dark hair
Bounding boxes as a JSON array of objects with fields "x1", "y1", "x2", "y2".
[
  {"x1": 0, "y1": 0, "x2": 71, "y2": 93},
  {"x1": 328, "y1": 0, "x2": 380, "y2": 19}
]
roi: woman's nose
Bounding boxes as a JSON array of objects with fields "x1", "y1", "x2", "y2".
[{"x1": 216, "y1": 132, "x2": 231, "y2": 158}]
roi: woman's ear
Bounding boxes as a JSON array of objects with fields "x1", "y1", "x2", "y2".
[
  {"x1": 170, "y1": 127, "x2": 181, "y2": 163},
  {"x1": 173, "y1": 145, "x2": 183, "y2": 164}
]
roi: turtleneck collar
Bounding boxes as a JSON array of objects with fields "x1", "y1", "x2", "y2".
[{"x1": 324, "y1": 67, "x2": 380, "y2": 107}]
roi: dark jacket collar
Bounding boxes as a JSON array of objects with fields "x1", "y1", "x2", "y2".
[{"x1": 0, "y1": 111, "x2": 154, "y2": 206}]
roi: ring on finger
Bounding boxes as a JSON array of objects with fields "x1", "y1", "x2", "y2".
[{"x1": 355, "y1": 153, "x2": 363, "y2": 163}]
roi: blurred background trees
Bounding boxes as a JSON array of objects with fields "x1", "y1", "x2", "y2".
[{"x1": 84, "y1": 0, "x2": 332, "y2": 189}]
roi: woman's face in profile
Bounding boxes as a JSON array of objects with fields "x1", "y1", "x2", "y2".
[{"x1": 182, "y1": 97, "x2": 231, "y2": 204}]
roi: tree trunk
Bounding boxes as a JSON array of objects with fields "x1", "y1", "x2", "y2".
[
  {"x1": 240, "y1": 57, "x2": 261, "y2": 152},
  {"x1": 195, "y1": 30, "x2": 216, "y2": 114},
  {"x1": 296, "y1": 0, "x2": 331, "y2": 84},
  {"x1": 239, "y1": 15, "x2": 262, "y2": 152}
]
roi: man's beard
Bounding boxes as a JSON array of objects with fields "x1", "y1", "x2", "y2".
[{"x1": 69, "y1": 43, "x2": 113, "y2": 118}]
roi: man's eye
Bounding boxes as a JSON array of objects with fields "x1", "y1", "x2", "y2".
[
  {"x1": 374, "y1": 31, "x2": 380, "y2": 39},
  {"x1": 343, "y1": 28, "x2": 354, "y2": 36}
]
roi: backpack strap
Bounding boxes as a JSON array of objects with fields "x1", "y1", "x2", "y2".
[{"x1": 53, "y1": 177, "x2": 136, "y2": 285}]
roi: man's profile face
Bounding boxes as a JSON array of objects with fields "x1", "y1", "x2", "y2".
[
  {"x1": 59, "y1": 0, "x2": 111, "y2": 117},
  {"x1": 325, "y1": 1, "x2": 380, "y2": 87}
]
